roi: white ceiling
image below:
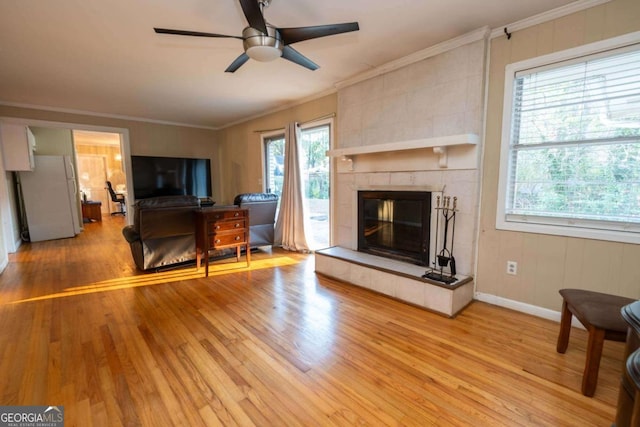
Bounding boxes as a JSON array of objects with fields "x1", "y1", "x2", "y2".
[{"x1": 0, "y1": 0, "x2": 577, "y2": 129}]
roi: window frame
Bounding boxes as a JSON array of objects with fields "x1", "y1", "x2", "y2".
[
  {"x1": 496, "y1": 30, "x2": 640, "y2": 244},
  {"x1": 261, "y1": 130, "x2": 285, "y2": 195}
]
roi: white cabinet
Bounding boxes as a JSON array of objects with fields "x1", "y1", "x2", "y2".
[{"x1": 0, "y1": 122, "x2": 36, "y2": 171}]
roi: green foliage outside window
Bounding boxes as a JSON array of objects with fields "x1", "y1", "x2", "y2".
[
  {"x1": 264, "y1": 124, "x2": 331, "y2": 200},
  {"x1": 509, "y1": 48, "x2": 640, "y2": 224}
]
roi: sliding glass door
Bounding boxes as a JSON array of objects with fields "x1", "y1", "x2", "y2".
[
  {"x1": 299, "y1": 124, "x2": 330, "y2": 250},
  {"x1": 262, "y1": 121, "x2": 332, "y2": 250}
]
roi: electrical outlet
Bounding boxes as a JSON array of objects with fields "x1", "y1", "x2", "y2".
[{"x1": 507, "y1": 261, "x2": 517, "y2": 275}]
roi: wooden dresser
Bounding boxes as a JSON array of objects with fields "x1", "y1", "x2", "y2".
[
  {"x1": 195, "y1": 207, "x2": 250, "y2": 277},
  {"x1": 615, "y1": 300, "x2": 640, "y2": 427},
  {"x1": 81, "y1": 201, "x2": 102, "y2": 222}
]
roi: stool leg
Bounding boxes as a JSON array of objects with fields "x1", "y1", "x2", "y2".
[
  {"x1": 582, "y1": 327, "x2": 605, "y2": 397},
  {"x1": 557, "y1": 300, "x2": 572, "y2": 353}
]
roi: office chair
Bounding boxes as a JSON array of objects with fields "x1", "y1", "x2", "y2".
[{"x1": 106, "y1": 181, "x2": 126, "y2": 216}]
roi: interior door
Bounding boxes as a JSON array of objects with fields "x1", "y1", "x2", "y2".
[{"x1": 77, "y1": 155, "x2": 109, "y2": 215}]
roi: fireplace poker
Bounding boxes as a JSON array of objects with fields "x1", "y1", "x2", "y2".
[
  {"x1": 449, "y1": 197, "x2": 457, "y2": 276},
  {"x1": 436, "y1": 196, "x2": 457, "y2": 277},
  {"x1": 437, "y1": 197, "x2": 452, "y2": 271},
  {"x1": 433, "y1": 195, "x2": 440, "y2": 269}
]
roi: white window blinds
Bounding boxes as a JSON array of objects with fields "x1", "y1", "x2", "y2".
[{"x1": 506, "y1": 45, "x2": 640, "y2": 226}]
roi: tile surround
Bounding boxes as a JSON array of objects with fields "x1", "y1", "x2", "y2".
[
  {"x1": 317, "y1": 38, "x2": 487, "y2": 315},
  {"x1": 315, "y1": 247, "x2": 474, "y2": 317}
]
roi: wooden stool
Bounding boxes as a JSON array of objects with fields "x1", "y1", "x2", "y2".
[{"x1": 557, "y1": 289, "x2": 636, "y2": 396}]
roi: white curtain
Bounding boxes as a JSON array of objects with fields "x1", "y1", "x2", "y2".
[{"x1": 274, "y1": 122, "x2": 310, "y2": 252}]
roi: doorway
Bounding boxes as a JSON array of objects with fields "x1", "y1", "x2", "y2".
[
  {"x1": 73, "y1": 130, "x2": 125, "y2": 216},
  {"x1": 76, "y1": 155, "x2": 108, "y2": 212}
]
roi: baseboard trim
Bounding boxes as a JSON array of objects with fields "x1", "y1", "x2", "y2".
[{"x1": 474, "y1": 292, "x2": 585, "y2": 329}]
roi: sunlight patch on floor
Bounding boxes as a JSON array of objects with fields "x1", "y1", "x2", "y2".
[{"x1": 8, "y1": 256, "x2": 300, "y2": 304}]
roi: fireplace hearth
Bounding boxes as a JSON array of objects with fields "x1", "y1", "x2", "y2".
[{"x1": 357, "y1": 190, "x2": 431, "y2": 266}]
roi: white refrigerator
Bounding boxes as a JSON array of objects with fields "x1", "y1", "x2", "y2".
[{"x1": 20, "y1": 155, "x2": 81, "y2": 242}]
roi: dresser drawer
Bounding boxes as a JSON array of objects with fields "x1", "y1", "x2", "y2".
[
  {"x1": 195, "y1": 207, "x2": 250, "y2": 276},
  {"x1": 208, "y1": 219, "x2": 246, "y2": 233},
  {"x1": 210, "y1": 231, "x2": 247, "y2": 247},
  {"x1": 203, "y1": 209, "x2": 245, "y2": 221}
]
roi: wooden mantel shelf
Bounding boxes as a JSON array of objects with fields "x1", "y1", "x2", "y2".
[{"x1": 326, "y1": 133, "x2": 479, "y2": 169}]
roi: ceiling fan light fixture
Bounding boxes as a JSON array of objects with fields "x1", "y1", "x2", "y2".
[
  {"x1": 154, "y1": 0, "x2": 359, "y2": 72},
  {"x1": 243, "y1": 25, "x2": 283, "y2": 62},
  {"x1": 246, "y1": 45, "x2": 282, "y2": 62}
]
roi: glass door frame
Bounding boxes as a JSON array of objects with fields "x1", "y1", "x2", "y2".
[{"x1": 260, "y1": 117, "x2": 335, "y2": 248}]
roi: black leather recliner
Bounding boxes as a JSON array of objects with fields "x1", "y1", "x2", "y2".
[
  {"x1": 122, "y1": 195, "x2": 201, "y2": 270},
  {"x1": 122, "y1": 193, "x2": 278, "y2": 270},
  {"x1": 233, "y1": 193, "x2": 278, "y2": 248}
]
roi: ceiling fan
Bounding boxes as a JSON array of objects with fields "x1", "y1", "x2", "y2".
[{"x1": 154, "y1": 0, "x2": 359, "y2": 73}]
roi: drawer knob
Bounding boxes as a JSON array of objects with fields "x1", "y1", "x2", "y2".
[
  {"x1": 235, "y1": 236, "x2": 240, "y2": 241},
  {"x1": 215, "y1": 225, "x2": 220, "y2": 230},
  {"x1": 234, "y1": 223, "x2": 240, "y2": 228},
  {"x1": 214, "y1": 239, "x2": 221, "y2": 244},
  {"x1": 234, "y1": 212, "x2": 240, "y2": 217}
]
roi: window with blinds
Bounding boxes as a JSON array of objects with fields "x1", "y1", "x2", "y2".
[{"x1": 497, "y1": 35, "x2": 640, "y2": 243}]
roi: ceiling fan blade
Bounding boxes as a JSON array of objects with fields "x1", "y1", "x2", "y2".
[
  {"x1": 281, "y1": 46, "x2": 318, "y2": 71},
  {"x1": 225, "y1": 53, "x2": 250, "y2": 73},
  {"x1": 239, "y1": 0, "x2": 268, "y2": 34},
  {"x1": 154, "y1": 28, "x2": 242, "y2": 39},
  {"x1": 278, "y1": 22, "x2": 359, "y2": 45}
]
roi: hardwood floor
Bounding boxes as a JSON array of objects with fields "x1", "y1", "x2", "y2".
[{"x1": 0, "y1": 216, "x2": 624, "y2": 426}]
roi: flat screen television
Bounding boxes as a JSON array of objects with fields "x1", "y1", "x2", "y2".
[{"x1": 131, "y1": 155, "x2": 212, "y2": 200}]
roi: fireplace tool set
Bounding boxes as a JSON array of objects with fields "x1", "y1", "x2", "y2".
[{"x1": 423, "y1": 195, "x2": 458, "y2": 284}]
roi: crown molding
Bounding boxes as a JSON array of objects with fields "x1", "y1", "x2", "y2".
[
  {"x1": 489, "y1": 0, "x2": 613, "y2": 39},
  {"x1": 218, "y1": 86, "x2": 337, "y2": 130},
  {"x1": 335, "y1": 26, "x2": 491, "y2": 90},
  {"x1": 0, "y1": 101, "x2": 220, "y2": 131},
  {"x1": 334, "y1": 0, "x2": 614, "y2": 91}
]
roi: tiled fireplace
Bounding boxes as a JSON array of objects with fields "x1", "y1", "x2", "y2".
[
  {"x1": 314, "y1": 136, "x2": 479, "y2": 317},
  {"x1": 315, "y1": 34, "x2": 487, "y2": 317}
]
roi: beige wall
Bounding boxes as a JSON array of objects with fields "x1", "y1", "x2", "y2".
[
  {"x1": 216, "y1": 94, "x2": 337, "y2": 205},
  {"x1": 477, "y1": 0, "x2": 640, "y2": 311},
  {"x1": 0, "y1": 105, "x2": 222, "y2": 198},
  {"x1": 0, "y1": 105, "x2": 220, "y2": 265}
]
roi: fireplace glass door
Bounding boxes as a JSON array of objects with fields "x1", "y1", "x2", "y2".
[{"x1": 358, "y1": 191, "x2": 431, "y2": 265}]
